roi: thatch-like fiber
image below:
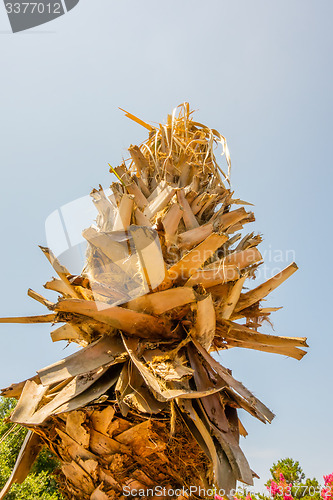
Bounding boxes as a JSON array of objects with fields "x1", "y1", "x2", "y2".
[{"x1": 0, "y1": 104, "x2": 306, "y2": 499}]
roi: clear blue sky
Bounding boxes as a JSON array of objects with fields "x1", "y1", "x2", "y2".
[{"x1": 0, "y1": 0, "x2": 332, "y2": 490}]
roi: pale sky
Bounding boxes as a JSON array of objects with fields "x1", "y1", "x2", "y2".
[{"x1": 0, "y1": 0, "x2": 332, "y2": 490}]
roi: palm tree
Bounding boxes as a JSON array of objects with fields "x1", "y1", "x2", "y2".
[{"x1": 0, "y1": 104, "x2": 307, "y2": 500}]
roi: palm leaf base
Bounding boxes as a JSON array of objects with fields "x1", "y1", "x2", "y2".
[{"x1": 44, "y1": 405, "x2": 211, "y2": 499}]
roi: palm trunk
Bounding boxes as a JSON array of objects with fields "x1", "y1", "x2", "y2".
[{"x1": 48, "y1": 406, "x2": 211, "y2": 499}]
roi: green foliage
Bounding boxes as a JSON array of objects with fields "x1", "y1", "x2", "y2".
[
  {"x1": 0, "y1": 397, "x2": 63, "y2": 499},
  {"x1": 270, "y1": 458, "x2": 306, "y2": 485},
  {"x1": 234, "y1": 457, "x2": 323, "y2": 500},
  {"x1": 5, "y1": 472, "x2": 62, "y2": 500},
  {"x1": 265, "y1": 458, "x2": 322, "y2": 500}
]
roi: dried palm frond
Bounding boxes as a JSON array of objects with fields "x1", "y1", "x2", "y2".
[{"x1": 0, "y1": 103, "x2": 306, "y2": 500}]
